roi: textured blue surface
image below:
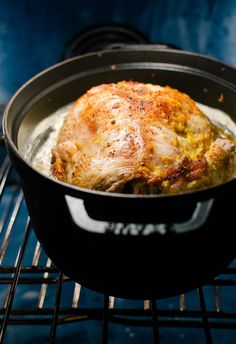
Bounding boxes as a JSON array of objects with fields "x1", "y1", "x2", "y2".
[{"x1": 1, "y1": 0, "x2": 236, "y2": 103}]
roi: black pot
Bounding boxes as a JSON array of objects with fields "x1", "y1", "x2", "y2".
[{"x1": 3, "y1": 46, "x2": 236, "y2": 299}]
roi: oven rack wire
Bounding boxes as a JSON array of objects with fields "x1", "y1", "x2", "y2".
[{"x1": 1, "y1": 108, "x2": 236, "y2": 343}]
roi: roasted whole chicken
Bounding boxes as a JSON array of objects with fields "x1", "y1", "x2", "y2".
[{"x1": 51, "y1": 81, "x2": 236, "y2": 194}]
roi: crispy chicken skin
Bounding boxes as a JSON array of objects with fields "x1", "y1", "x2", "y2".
[{"x1": 51, "y1": 81, "x2": 236, "y2": 194}]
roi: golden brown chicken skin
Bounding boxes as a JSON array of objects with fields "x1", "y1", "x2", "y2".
[{"x1": 51, "y1": 81, "x2": 236, "y2": 194}]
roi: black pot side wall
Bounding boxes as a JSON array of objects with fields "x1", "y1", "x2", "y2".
[{"x1": 6, "y1": 140, "x2": 236, "y2": 299}]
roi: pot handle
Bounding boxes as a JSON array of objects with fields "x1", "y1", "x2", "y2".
[{"x1": 65, "y1": 195, "x2": 214, "y2": 235}]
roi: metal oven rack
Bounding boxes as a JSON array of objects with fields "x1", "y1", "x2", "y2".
[{"x1": 1, "y1": 107, "x2": 236, "y2": 343}]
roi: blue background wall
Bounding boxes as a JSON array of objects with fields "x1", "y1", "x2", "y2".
[{"x1": 0, "y1": 0, "x2": 236, "y2": 103}]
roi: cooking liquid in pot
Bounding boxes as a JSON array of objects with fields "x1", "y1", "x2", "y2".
[{"x1": 21, "y1": 101, "x2": 236, "y2": 178}]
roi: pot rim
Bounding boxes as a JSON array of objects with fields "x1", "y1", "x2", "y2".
[{"x1": 3, "y1": 46, "x2": 236, "y2": 201}]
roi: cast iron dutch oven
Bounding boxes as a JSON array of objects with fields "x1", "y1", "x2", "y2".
[{"x1": 3, "y1": 46, "x2": 236, "y2": 299}]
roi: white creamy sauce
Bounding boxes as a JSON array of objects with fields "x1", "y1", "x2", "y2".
[
  {"x1": 25, "y1": 101, "x2": 236, "y2": 176},
  {"x1": 197, "y1": 103, "x2": 236, "y2": 137},
  {"x1": 24, "y1": 103, "x2": 72, "y2": 175}
]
